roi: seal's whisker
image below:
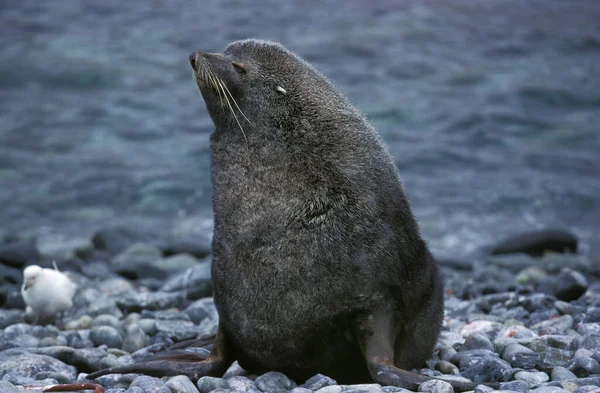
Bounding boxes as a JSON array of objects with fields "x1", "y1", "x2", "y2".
[
  {"x1": 216, "y1": 78, "x2": 248, "y2": 144},
  {"x1": 209, "y1": 74, "x2": 225, "y2": 108},
  {"x1": 220, "y1": 81, "x2": 252, "y2": 125}
]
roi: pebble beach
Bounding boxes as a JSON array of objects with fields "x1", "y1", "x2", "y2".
[{"x1": 1, "y1": 228, "x2": 599, "y2": 393}]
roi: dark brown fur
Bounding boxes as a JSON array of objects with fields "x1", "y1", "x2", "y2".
[{"x1": 89, "y1": 39, "x2": 482, "y2": 391}]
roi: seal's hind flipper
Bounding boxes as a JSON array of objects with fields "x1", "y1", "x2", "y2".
[
  {"x1": 87, "y1": 354, "x2": 216, "y2": 380},
  {"x1": 88, "y1": 324, "x2": 231, "y2": 382}
]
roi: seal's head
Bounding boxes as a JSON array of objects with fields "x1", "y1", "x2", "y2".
[{"x1": 189, "y1": 39, "x2": 353, "y2": 137}]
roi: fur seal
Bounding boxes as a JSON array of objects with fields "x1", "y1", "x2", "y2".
[{"x1": 89, "y1": 39, "x2": 487, "y2": 391}]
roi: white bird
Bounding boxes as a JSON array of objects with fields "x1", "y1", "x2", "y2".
[{"x1": 21, "y1": 264, "x2": 76, "y2": 323}]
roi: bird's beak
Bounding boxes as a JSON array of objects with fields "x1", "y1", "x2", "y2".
[{"x1": 24, "y1": 278, "x2": 34, "y2": 290}]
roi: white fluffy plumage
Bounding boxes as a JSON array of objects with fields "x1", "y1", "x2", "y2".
[{"x1": 21, "y1": 264, "x2": 76, "y2": 318}]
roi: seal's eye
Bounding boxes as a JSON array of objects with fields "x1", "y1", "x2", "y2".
[{"x1": 232, "y1": 62, "x2": 247, "y2": 75}]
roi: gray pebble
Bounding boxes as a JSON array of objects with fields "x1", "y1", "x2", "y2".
[
  {"x1": 90, "y1": 325, "x2": 124, "y2": 349},
  {"x1": 498, "y1": 380, "x2": 529, "y2": 393},
  {"x1": 0, "y1": 352, "x2": 77, "y2": 381},
  {"x1": 573, "y1": 386, "x2": 600, "y2": 393},
  {"x1": 291, "y1": 388, "x2": 313, "y2": 393},
  {"x1": 501, "y1": 343, "x2": 540, "y2": 368},
  {"x1": 342, "y1": 384, "x2": 382, "y2": 393},
  {"x1": 155, "y1": 320, "x2": 200, "y2": 341},
  {"x1": 551, "y1": 366, "x2": 577, "y2": 381},
  {"x1": 198, "y1": 376, "x2": 230, "y2": 393},
  {"x1": 167, "y1": 375, "x2": 200, "y2": 393},
  {"x1": 418, "y1": 380, "x2": 453, "y2": 393},
  {"x1": 531, "y1": 315, "x2": 574, "y2": 334},
  {"x1": 531, "y1": 387, "x2": 570, "y2": 393},
  {"x1": 130, "y1": 375, "x2": 171, "y2": 393},
  {"x1": 302, "y1": 374, "x2": 337, "y2": 390},
  {"x1": 435, "y1": 360, "x2": 460, "y2": 375},
  {"x1": 226, "y1": 376, "x2": 260, "y2": 393},
  {"x1": 255, "y1": 371, "x2": 296, "y2": 393},
  {"x1": 137, "y1": 318, "x2": 158, "y2": 335},
  {"x1": 515, "y1": 371, "x2": 549, "y2": 388},
  {"x1": 569, "y1": 355, "x2": 600, "y2": 376},
  {"x1": 459, "y1": 356, "x2": 512, "y2": 383},
  {"x1": 0, "y1": 381, "x2": 19, "y2": 393},
  {"x1": 315, "y1": 386, "x2": 343, "y2": 393},
  {"x1": 126, "y1": 387, "x2": 146, "y2": 393},
  {"x1": 92, "y1": 314, "x2": 122, "y2": 329},
  {"x1": 464, "y1": 333, "x2": 494, "y2": 351},
  {"x1": 122, "y1": 324, "x2": 150, "y2": 353}
]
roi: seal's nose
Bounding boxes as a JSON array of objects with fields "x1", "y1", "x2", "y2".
[{"x1": 189, "y1": 52, "x2": 197, "y2": 70}]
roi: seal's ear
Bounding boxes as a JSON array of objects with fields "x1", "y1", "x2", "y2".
[
  {"x1": 232, "y1": 62, "x2": 247, "y2": 75},
  {"x1": 276, "y1": 86, "x2": 287, "y2": 95}
]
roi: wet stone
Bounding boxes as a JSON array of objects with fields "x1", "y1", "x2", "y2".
[
  {"x1": 166, "y1": 375, "x2": 199, "y2": 393},
  {"x1": 0, "y1": 381, "x2": 19, "y2": 393},
  {"x1": 515, "y1": 371, "x2": 550, "y2": 388},
  {"x1": 129, "y1": 375, "x2": 171, "y2": 393},
  {"x1": 255, "y1": 371, "x2": 297, "y2": 393},
  {"x1": 459, "y1": 355, "x2": 512, "y2": 383},
  {"x1": 551, "y1": 366, "x2": 577, "y2": 381},
  {"x1": 464, "y1": 333, "x2": 494, "y2": 351},
  {"x1": 569, "y1": 355, "x2": 600, "y2": 377},
  {"x1": 90, "y1": 325, "x2": 123, "y2": 349},
  {"x1": 291, "y1": 388, "x2": 313, "y2": 393},
  {"x1": 91, "y1": 313, "x2": 121, "y2": 329},
  {"x1": 198, "y1": 376, "x2": 230, "y2": 393},
  {"x1": 498, "y1": 380, "x2": 530, "y2": 393},
  {"x1": 342, "y1": 384, "x2": 383, "y2": 393},
  {"x1": 122, "y1": 324, "x2": 149, "y2": 353},
  {"x1": 417, "y1": 380, "x2": 453, "y2": 393},
  {"x1": 302, "y1": 374, "x2": 337, "y2": 390},
  {"x1": 501, "y1": 343, "x2": 541, "y2": 368},
  {"x1": 316, "y1": 386, "x2": 343, "y2": 393}
]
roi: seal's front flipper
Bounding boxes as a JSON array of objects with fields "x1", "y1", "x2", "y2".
[{"x1": 87, "y1": 323, "x2": 232, "y2": 382}]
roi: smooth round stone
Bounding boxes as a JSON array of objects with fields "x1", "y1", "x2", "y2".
[
  {"x1": 572, "y1": 386, "x2": 600, "y2": 393},
  {"x1": 125, "y1": 387, "x2": 145, "y2": 393},
  {"x1": 316, "y1": 387, "x2": 343, "y2": 393},
  {"x1": 136, "y1": 318, "x2": 157, "y2": 335},
  {"x1": 166, "y1": 375, "x2": 199, "y2": 393},
  {"x1": 551, "y1": 268, "x2": 588, "y2": 302},
  {"x1": 417, "y1": 380, "x2": 453, "y2": 393},
  {"x1": 0, "y1": 381, "x2": 19, "y2": 393},
  {"x1": 122, "y1": 324, "x2": 149, "y2": 353},
  {"x1": 197, "y1": 376, "x2": 230, "y2": 393},
  {"x1": 569, "y1": 356, "x2": 600, "y2": 376},
  {"x1": 438, "y1": 346, "x2": 457, "y2": 362},
  {"x1": 498, "y1": 380, "x2": 529, "y2": 393},
  {"x1": 531, "y1": 387, "x2": 570, "y2": 393},
  {"x1": 532, "y1": 315, "x2": 574, "y2": 334},
  {"x1": 91, "y1": 314, "x2": 121, "y2": 329},
  {"x1": 124, "y1": 312, "x2": 141, "y2": 326},
  {"x1": 551, "y1": 366, "x2": 577, "y2": 381},
  {"x1": 464, "y1": 333, "x2": 494, "y2": 351},
  {"x1": 501, "y1": 343, "x2": 540, "y2": 368},
  {"x1": 255, "y1": 371, "x2": 296, "y2": 393},
  {"x1": 89, "y1": 325, "x2": 123, "y2": 349},
  {"x1": 302, "y1": 374, "x2": 337, "y2": 390},
  {"x1": 291, "y1": 388, "x2": 313, "y2": 393},
  {"x1": 435, "y1": 360, "x2": 460, "y2": 375},
  {"x1": 65, "y1": 315, "x2": 93, "y2": 330},
  {"x1": 3, "y1": 323, "x2": 34, "y2": 340},
  {"x1": 459, "y1": 356, "x2": 512, "y2": 383},
  {"x1": 515, "y1": 371, "x2": 550, "y2": 388},
  {"x1": 342, "y1": 384, "x2": 382, "y2": 393},
  {"x1": 129, "y1": 375, "x2": 171, "y2": 393},
  {"x1": 0, "y1": 353, "x2": 77, "y2": 380},
  {"x1": 460, "y1": 321, "x2": 504, "y2": 337}
]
